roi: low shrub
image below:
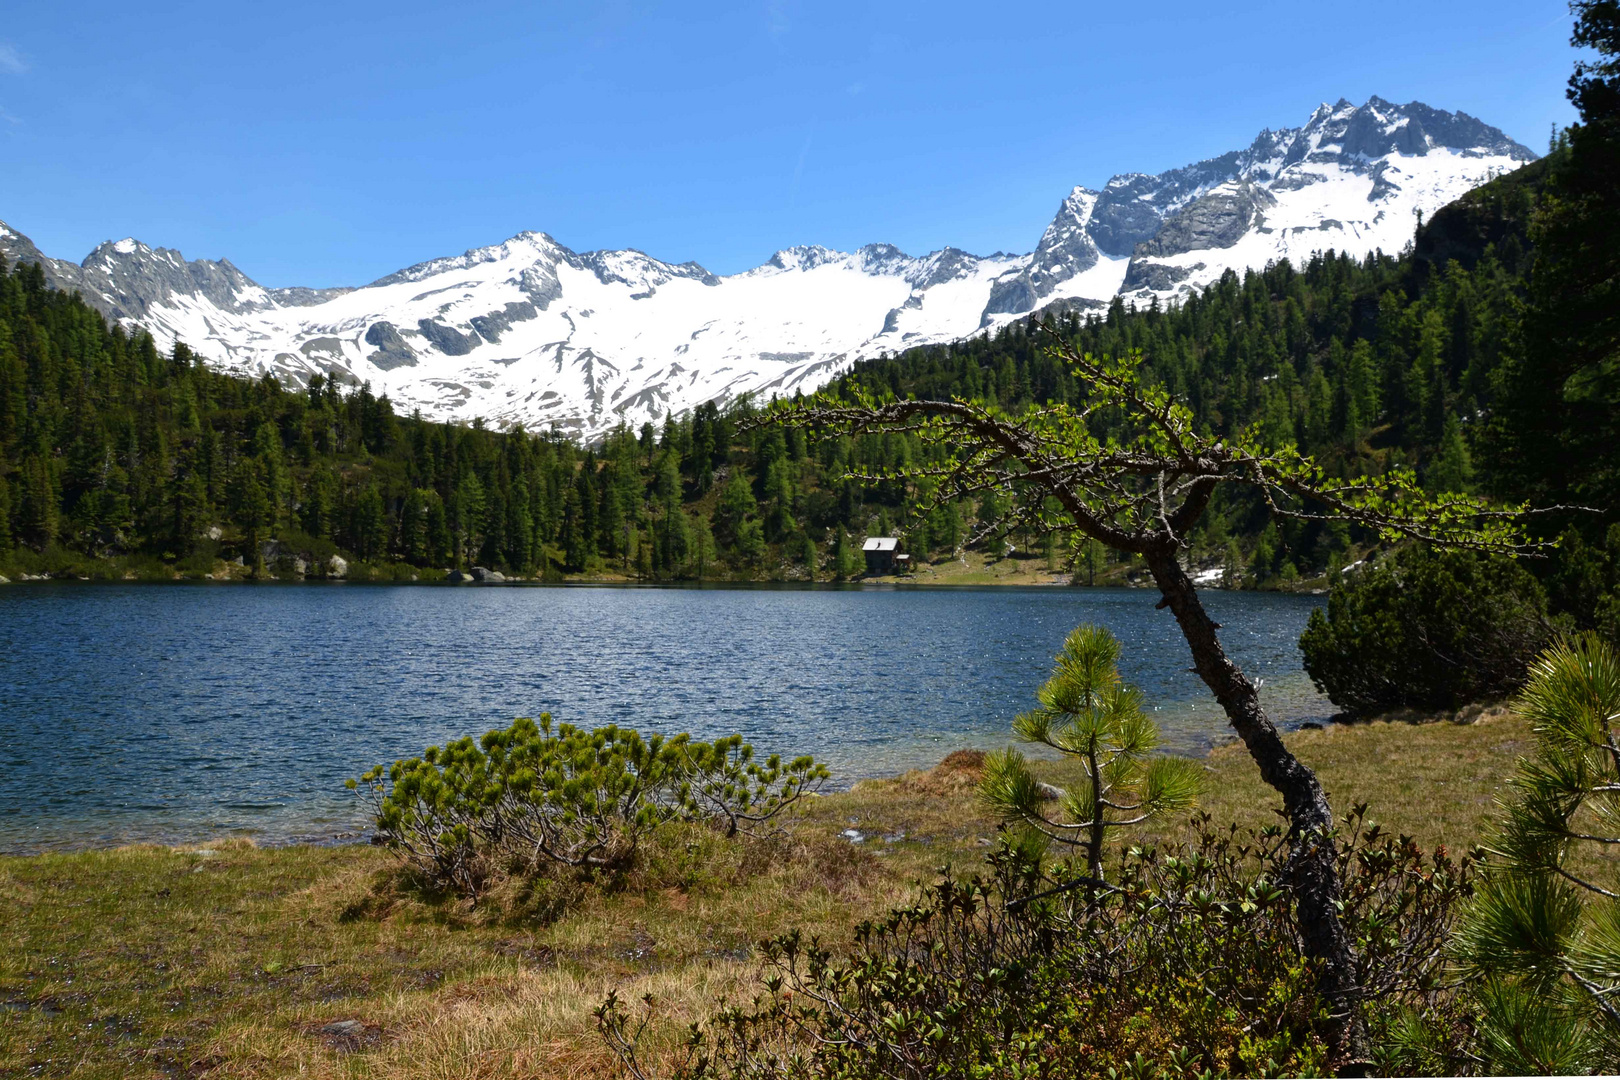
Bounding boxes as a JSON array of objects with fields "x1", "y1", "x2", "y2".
[
  {"x1": 341, "y1": 558, "x2": 423, "y2": 581},
  {"x1": 1300, "y1": 546, "x2": 1554, "y2": 717},
  {"x1": 351, "y1": 715, "x2": 827, "y2": 897},
  {"x1": 600, "y1": 807, "x2": 1476, "y2": 1079}
]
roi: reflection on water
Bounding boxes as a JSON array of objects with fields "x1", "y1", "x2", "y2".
[{"x1": 0, "y1": 583, "x2": 1332, "y2": 852}]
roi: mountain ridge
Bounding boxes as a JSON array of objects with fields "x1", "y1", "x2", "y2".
[{"x1": 0, "y1": 97, "x2": 1535, "y2": 439}]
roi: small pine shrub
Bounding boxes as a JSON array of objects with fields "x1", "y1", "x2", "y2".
[
  {"x1": 980, "y1": 624, "x2": 1201, "y2": 885},
  {"x1": 350, "y1": 715, "x2": 827, "y2": 897},
  {"x1": 1453, "y1": 635, "x2": 1620, "y2": 1073}
]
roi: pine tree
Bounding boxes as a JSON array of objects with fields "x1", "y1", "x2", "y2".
[
  {"x1": 1456, "y1": 635, "x2": 1620, "y2": 1073},
  {"x1": 831, "y1": 525, "x2": 855, "y2": 580},
  {"x1": 714, "y1": 472, "x2": 757, "y2": 550},
  {"x1": 169, "y1": 469, "x2": 205, "y2": 557},
  {"x1": 690, "y1": 511, "x2": 716, "y2": 581},
  {"x1": 17, "y1": 453, "x2": 58, "y2": 549},
  {"x1": 459, "y1": 471, "x2": 488, "y2": 566},
  {"x1": 763, "y1": 456, "x2": 796, "y2": 542},
  {"x1": 302, "y1": 466, "x2": 337, "y2": 539},
  {"x1": 398, "y1": 488, "x2": 427, "y2": 563},
  {"x1": 561, "y1": 481, "x2": 587, "y2": 572},
  {"x1": 354, "y1": 483, "x2": 388, "y2": 562},
  {"x1": 1426, "y1": 414, "x2": 1475, "y2": 493},
  {"x1": 655, "y1": 451, "x2": 686, "y2": 572},
  {"x1": 0, "y1": 464, "x2": 12, "y2": 552},
  {"x1": 735, "y1": 517, "x2": 765, "y2": 567},
  {"x1": 1347, "y1": 338, "x2": 1380, "y2": 443},
  {"x1": 980, "y1": 625, "x2": 1201, "y2": 886},
  {"x1": 229, "y1": 460, "x2": 270, "y2": 565}
]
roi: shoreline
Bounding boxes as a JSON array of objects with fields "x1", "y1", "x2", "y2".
[
  {"x1": 1, "y1": 545, "x2": 1338, "y2": 594},
  {"x1": 2, "y1": 703, "x2": 1444, "y2": 862},
  {"x1": 0, "y1": 569, "x2": 1327, "y2": 595}
]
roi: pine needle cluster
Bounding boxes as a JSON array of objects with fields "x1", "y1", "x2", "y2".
[{"x1": 1454, "y1": 634, "x2": 1620, "y2": 1073}]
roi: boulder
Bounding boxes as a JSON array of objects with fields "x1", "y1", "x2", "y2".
[
  {"x1": 470, "y1": 566, "x2": 506, "y2": 583},
  {"x1": 328, "y1": 555, "x2": 348, "y2": 578},
  {"x1": 445, "y1": 569, "x2": 473, "y2": 583}
]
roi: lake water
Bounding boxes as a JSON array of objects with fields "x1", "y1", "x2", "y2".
[{"x1": 0, "y1": 583, "x2": 1332, "y2": 853}]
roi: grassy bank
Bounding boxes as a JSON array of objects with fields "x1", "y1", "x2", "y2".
[{"x1": 0, "y1": 709, "x2": 1545, "y2": 1079}]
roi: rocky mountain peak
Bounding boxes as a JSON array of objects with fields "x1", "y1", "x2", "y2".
[
  {"x1": 0, "y1": 95, "x2": 1539, "y2": 439},
  {"x1": 766, "y1": 245, "x2": 844, "y2": 273}
]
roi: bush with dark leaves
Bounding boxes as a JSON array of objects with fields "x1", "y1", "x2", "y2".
[
  {"x1": 600, "y1": 807, "x2": 1476, "y2": 1079},
  {"x1": 1300, "y1": 546, "x2": 1553, "y2": 717}
]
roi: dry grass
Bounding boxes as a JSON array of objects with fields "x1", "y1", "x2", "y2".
[
  {"x1": 0, "y1": 770, "x2": 999, "y2": 1080},
  {"x1": 1139, "y1": 704, "x2": 1531, "y2": 852},
  {"x1": 0, "y1": 710, "x2": 1569, "y2": 1079}
]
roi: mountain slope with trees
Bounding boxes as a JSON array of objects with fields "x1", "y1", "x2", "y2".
[{"x1": 0, "y1": 125, "x2": 1612, "y2": 600}]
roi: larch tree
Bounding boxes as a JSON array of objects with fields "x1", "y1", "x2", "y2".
[{"x1": 762, "y1": 326, "x2": 1547, "y2": 1069}]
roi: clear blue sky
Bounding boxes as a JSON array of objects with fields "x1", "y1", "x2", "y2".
[{"x1": 0, "y1": 1, "x2": 1582, "y2": 287}]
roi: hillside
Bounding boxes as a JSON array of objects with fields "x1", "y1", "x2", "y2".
[{"x1": 0, "y1": 150, "x2": 1599, "y2": 596}]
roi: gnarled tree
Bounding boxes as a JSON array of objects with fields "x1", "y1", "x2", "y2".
[{"x1": 762, "y1": 326, "x2": 1541, "y2": 1070}]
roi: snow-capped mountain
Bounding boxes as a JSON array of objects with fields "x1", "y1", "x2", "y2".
[{"x1": 0, "y1": 96, "x2": 1533, "y2": 439}]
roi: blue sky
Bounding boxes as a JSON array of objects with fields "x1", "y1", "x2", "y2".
[{"x1": 0, "y1": 1, "x2": 1582, "y2": 287}]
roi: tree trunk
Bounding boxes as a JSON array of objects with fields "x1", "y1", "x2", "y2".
[
  {"x1": 1144, "y1": 548, "x2": 1368, "y2": 1072},
  {"x1": 1087, "y1": 742, "x2": 1105, "y2": 885}
]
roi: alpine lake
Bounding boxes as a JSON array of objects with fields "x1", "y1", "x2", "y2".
[{"x1": 0, "y1": 582, "x2": 1332, "y2": 853}]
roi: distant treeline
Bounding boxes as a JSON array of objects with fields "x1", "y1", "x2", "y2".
[
  {"x1": 0, "y1": 256, "x2": 947, "y2": 581},
  {"x1": 0, "y1": 141, "x2": 1614, "y2": 600}
]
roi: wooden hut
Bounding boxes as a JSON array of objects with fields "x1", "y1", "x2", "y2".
[{"x1": 862, "y1": 536, "x2": 900, "y2": 573}]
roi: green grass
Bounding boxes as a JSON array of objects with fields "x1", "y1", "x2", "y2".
[
  {"x1": 0, "y1": 711, "x2": 1560, "y2": 1079},
  {"x1": 864, "y1": 548, "x2": 1089, "y2": 586}
]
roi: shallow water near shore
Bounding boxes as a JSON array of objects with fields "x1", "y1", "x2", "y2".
[{"x1": 0, "y1": 582, "x2": 1332, "y2": 853}]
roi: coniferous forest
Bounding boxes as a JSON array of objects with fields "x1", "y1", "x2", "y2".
[{"x1": 0, "y1": 137, "x2": 1614, "y2": 620}]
